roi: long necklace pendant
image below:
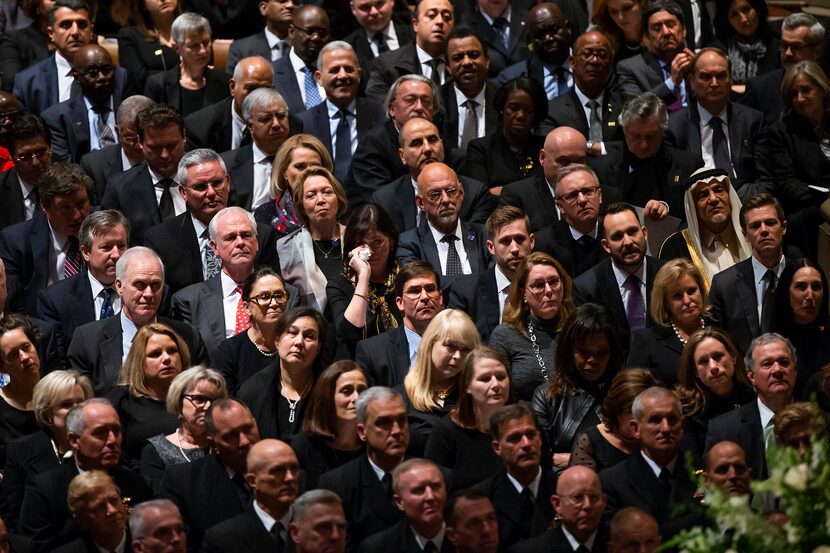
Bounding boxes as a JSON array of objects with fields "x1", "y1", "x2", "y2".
[{"x1": 289, "y1": 408, "x2": 295, "y2": 423}]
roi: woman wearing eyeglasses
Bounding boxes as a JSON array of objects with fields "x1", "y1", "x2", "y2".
[
  {"x1": 140, "y1": 366, "x2": 227, "y2": 493},
  {"x1": 489, "y1": 252, "x2": 574, "y2": 401},
  {"x1": 213, "y1": 266, "x2": 291, "y2": 395}
]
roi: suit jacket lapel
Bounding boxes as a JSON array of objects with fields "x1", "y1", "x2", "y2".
[
  {"x1": 101, "y1": 315, "x2": 124, "y2": 386},
  {"x1": 484, "y1": 83, "x2": 498, "y2": 135},
  {"x1": 201, "y1": 277, "x2": 228, "y2": 344},
  {"x1": 743, "y1": 402, "x2": 766, "y2": 477},
  {"x1": 2, "y1": 170, "x2": 25, "y2": 227},
  {"x1": 389, "y1": 326, "x2": 411, "y2": 383},
  {"x1": 599, "y1": 260, "x2": 627, "y2": 328},
  {"x1": 398, "y1": 177, "x2": 417, "y2": 228},
  {"x1": 355, "y1": 98, "x2": 376, "y2": 135},
  {"x1": 460, "y1": 222, "x2": 483, "y2": 273},
  {"x1": 139, "y1": 167, "x2": 162, "y2": 225},
  {"x1": 231, "y1": 145, "x2": 255, "y2": 209},
  {"x1": 736, "y1": 260, "x2": 760, "y2": 331},
  {"x1": 166, "y1": 68, "x2": 182, "y2": 110},
  {"x1": 419, "y1": 221, "x2": 443, "y2": 272},
  {"x1": 727, "y1": 103, "x2": 744, "y2": 169},
  {"x1": 69, "y1": 95, "x2": 91, "y2": 157},
  {"x1": 313, "y1": 103, "x2": 333, "y2": 152},
  {"x1": 444, "y1": 86, "x2": 460, "y2": 148},
  {"x1": 566, "y1": 88, "x2": 589, "y2": 137},
  {"x1": 507, "y1": 17, "x2": 527, "y2": 57},
  {"x1": 70, "y1": 270, "x2": 96, "y2": 326},
  {"x1": 31, "y1": 215, "x2": 51, "y2": 290},
  {"x1": 45, "y1": 56, "x2": 59, "y2": 107},
  {"x1": 481, "y1": 268, "x2": 502, "y2": 332},
  {"x1": 359, "y1": 457, "x2": 398, "y2": 524}
]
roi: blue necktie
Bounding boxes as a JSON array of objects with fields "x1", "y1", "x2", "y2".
[
  {"x1": 100, "y1": 287, "x2": 115, "y2": 319},
  {"x1": 333, "y1": 109, "x2": 352, "y2": 184},
  {"x1": 303, "y1": 66, "x2": 323, "y2": 109}
]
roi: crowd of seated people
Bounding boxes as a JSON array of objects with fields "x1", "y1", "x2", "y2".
[{"x1": 3, "y1": 0, "x2": 830, "y2": 551}]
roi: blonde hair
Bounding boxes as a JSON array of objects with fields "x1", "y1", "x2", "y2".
[
  {"x1": 32, "y1": 370, "x2": 93, "y2": 428},
  {"x1": 118, "y1": 323, "x2": 191, "y2": 398},
  {"x1": 404, "y1": 310, "x2": 481, "y2": 412},
  {"x1": 270, "y1": 134, "x2": 333, "y2": 197},
  {"x1": 165, "y1": 365, "x2": 228, "y2": 415},
  {"x1": 67, "y1": 470, "x2": 120, "y2": 517},
  {"x1": 649, "y1": 258, "x2": 709, "y2": 325}
]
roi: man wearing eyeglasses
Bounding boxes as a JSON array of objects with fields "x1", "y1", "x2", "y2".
[
  {"x1": 41, "y1": 44, "x2": 128, "y2": 164},
  {"x1": 130, "y1": 500, "x2": 188, "y2": 553},
  {"x1": 274, "y1": 5, "x2": 331, "y2": 114},
  {"x1": 0, "y1": 113, "x2": 51, "y2": 232},
  {"x1": 397, "y1": 162, "x2": 491, "y2": 285}
]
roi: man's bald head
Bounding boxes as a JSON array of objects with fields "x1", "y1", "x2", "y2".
[
  {"x1": 246, "y1": 439, "x2": 296, "y2": 473},
  {"x1": 417, "y1": 161, "x2": 457, "y2": 192},
  {"x1": 246, "y1": 439, "x2": 300, "y2": 517},
  {"x1": 72, "y1": 44, "x2": 116, "y2": 105},
  {"x1": 231, "y1": 56, "x2": 275, "y2": 114},
  {"x1": 0, "y1": 92, "x2": 20, "y2": 148},
  {"x1": 528, "y1": 3, "x2": 571, "y2": 66},
  {"x1": 540, "y1": 126, "x2": 587, "y2": 182},
  {"x1": 608, "y1": 508, "x2": 661, "y2": 553},
  {"x1": 416, "y1": 162, "x2": 464, "y2": 233},
  {"x1": 705, "y1": 441, "x2": 751, "y2": 496},
  {"x1": 553, "y1": 466, "x2": 606, "y2": 543}
]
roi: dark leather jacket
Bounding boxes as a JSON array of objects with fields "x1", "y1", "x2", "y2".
[{"x1": 530, "y1": 384, "x2": 602, "y2": 453}]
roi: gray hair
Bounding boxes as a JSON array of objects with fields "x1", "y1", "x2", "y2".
[
  {"x1": 79, "y1": 210, "x2": 130, "y2": 251},
  {"x1": 618, "y1": 92, "x2": 669, "y2": 131},
  {"x1": 315, "y1": 40, "x2": 357, "y2": 71},
  {"x1": 355, "y1": 386, "x2": 402, "y2": 425},
  {"x1": 384, "y1": 73, "x2": 441, "y2": 114},
  {"x1": 631, "y1": 386, "x2": 681, "y2": 421},
  {"x1": 782, "y1": 12, "x2": 825, "y2": 44},
  {"x1": 129, "y1": 499, "x2": 180, "y2": 539},
  {"x1": 165, "y1": 365, "x2": 228, "y2": 415},
  {"x1": 391, "y1": 458, "x2": 442, "y2": 494},
  {"x1": 171, "y1": 12, "x2": 211, "y2": 46},
  {"x1": 115, "y1": 246, "x2": 165, "y2": 283},
  {"x1": 233, "y1": 55, "x2": 273, "y2": 81},
  {"x1": 175, "y1": 148, "x2": 226, "y2": 187},
  {"x1": 116, "y1": 95, "x2": 154, "y2": 129},
  {"x1": 744, "y1": 332, "x2": 797, "y2": 372},
  {"x1": 290, "y1": 489, "x2": 342, "y2": 524},
  {"x1": 553, "y1": 163, "x2": 600, "y2": 194},
  {"x1": 208, "y1": 206, "x2": 257, "y2": 242},
  {"x1": 241, "y1": 88, "x2": 287, "y2": 122},
  {"x1": 65, "y1": 398, "x2": 114, "y2": 436}
]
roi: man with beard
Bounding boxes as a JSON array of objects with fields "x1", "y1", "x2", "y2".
[
  {"x1": 446, "y1": 206, "x2": 533, "y2": 341},
  {"x1": 617, "y1": 0, "x2": 694, "y2": 112},
  {"x1": 297, "y1": 42, "x2": 386, "y2": 186},
  {"x1": 274, "y1": 5, "x2": 331, "y2": 113},
  {"x1": 497, "y1": 3, "x2": 573, "y2": 102},
  {"x1": 397, "y1": 162, "x2": 491, "y2": 285},
  {"x1": 356, "y1": 261, "x2": 443, "y2": 387},
  {"x1": 573, "y1": 203, "x2": 665, "y2": 350}
]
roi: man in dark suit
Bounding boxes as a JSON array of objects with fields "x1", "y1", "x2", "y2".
[
  {"x1": 161, "y1": 397, "x2": 262, "y2": 551},
  {"x1": 540, "y1": 31, "x2": 624, "y2": 149},
  {"x1": 0, "y1": 114, "x2": 52, "y2": 232},
  {"x1": 318, "y1": 387, "x2": 408, "y2": 553},
  {"x1": 148, "y1": 148, "x2": 279, "y2": 294},
  {"x1": 67, "y1": 247, "x2": 209, "y2": 396},
  {"x1": 356, "y1": 261, "x2": 443, "y2": 387},
  {"x1": 359, "y1": 459, "x2": 453, "y2": 553},
  {"x1": 20, "y1": 399, "x2": 153, "y2": 553},
  {"x1": 297, "y1": 42, "x2": 386, "y2": 186},
  {"x1": 79, "y1": 95, "x2": 153, "y2": 204},
  {"x1": 56, "y1": 470, "x2": 132, "y2": 553},
  {"x1": 446, "y1": 206, "x2": 533, "y2": 341},
  {"x1": 225, "y1": 0, "x2": 295, "y2": 74},
  {"x1": 708, "y1": 193, "x2": 794, "y2": 355},
  {"x1": 465, "y1": 0, "x2": 528, "y2": 78},
  {"x1": 509, "y1": 466, "x2": 609, "y2": 553},
  {"x1": 128, "y1": 500, "x2": 188, "y2": 553},
  {"x1": 666, "y1": 48, "x2": 768, "y2": 191},
  {"x1": 397, "y1": 163, "x2": 491, "y2": 284},
  {"x1": 365, "y1": 0, "x2": 455, "y2": 103},
  {"x1": 185, "y1": 56, "x2": 274, "y2": 152},
  {"x1": 37, "y1": 210, "x2": 129, "y2": 356},
  {"x1": 592, "y1": 92, "x2": 703, "y2": 219},
  {"x1": 599, "y1": 387, "x2": 701, "y2": 537},
  {"x1": 0, "y1": 162, "x2": 91, "y2": 316},
  {"x1": 343, "y1": 0, "x2": 415, "y2": 74},
  {"x1": 288, "y1": 491, "x2": 348, "y2": 553},
  {"x1": 102, "y1": 104, "x2": 187, "y2": 245},
  {"x1": 496, "y1": 3, "x2": 573, "y2": 101},
  {"x1": 444, "y1": 490, "x2": 499, "y2": 553},
  {"x1": 475, "y1": 404, "x2": 557, "y2": 551},
  {"x1": 273, "y1": 6, "x2": 330, "y2": 114},
  {"x1": 616, "y1": 0, "x2": 693, "y2": 111},
  {"x1": 606, "y1": 508, "x2": 662, "y2": 553},
  {"x1": 11, "y1": 0, "x2": 94, "y2": 116},
  {"x1": 202, "y1": 439, "x2": 299, "y2": 553},
  {"x1": 441, "y1": 28, "x2": 498, "y2": 154},
  {"x1": 572, "y1": 203, "x2": 666, "y2": 348},
  {"x1": 41, "y1": 44, "x2": 127, "y2": 164},
  {"x1": 372, "y1": 117, "x2": 496, "y2": 234}
]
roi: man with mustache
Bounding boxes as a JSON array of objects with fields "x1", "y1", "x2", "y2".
[{"x1": 297, "y1": 41, "x2": 386, "y2": 186}]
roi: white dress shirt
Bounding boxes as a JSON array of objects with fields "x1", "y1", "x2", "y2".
[
  {"x1": 221, "y1": 270, "x2": 243, "y2": 338},
  {"x1": 327, "y1": 99, "x2": 358, "y2": 156},
  {"x1": 289, "y1": 49, "x2": 325, "y2": 107},
  {"x1": 253, "y1": 499, "x2": 292, "y2": 536},
  {"x1": 428, "y1": 219, "x2": 472, "y2": 275},
  {"x1": 120, "y1": 311, "x2": 146, "y2": 363},
  {"x1": 88, "y1": 271, "x2": 121, "y2": 320},
  {"x1": 55, "y1": 51, "x2": 74, "y2": 103},
  {"x1": 697, "y1": 104, "x2": 732, "y2": 171},
  {"x1": 83, "y1": 96, "x2": 117, "y2": 151},
  {"x1": 148, "y1": 166, "x2": 187, "y2": 216},
  {"x1": 495, "y1": 265, "x2": 511, "y2": 324},
  {"x1": 264, "y1": 27, "x2": 288, "y2": 61},
  {"x1": 542, "y1": 57, "x2": 573, "y2": 101},
  {"x1": 506, "y1": 466, "x2": 542, "y2": 497},
  {"x1": 230, "y1": 102, "x2": 247, "y2": 150},
  {"x1": 120, "y1": 148, "x2": 134, "y2": 171},
  {"x1": 416, "y1": 44, "x2": 446, "y2": 85},
  {"x1": 404, "y1": 325, "x2": 421, "y2": 366},
  {"x1": 751, "y1": 255, "x2": 785, "y2": 321},
  {"x1": 47, "y1": 223, "x2": 72, "y2": 285},
  {"x1": 640, "y1": 450, "x2": 678, "y2": 478},
  {"x1": 454, "y1": 85, "x2": 486, "y2": 146},
  {"x1": 251, "y1": 141, "x2": 274, "y2": 209},
  {"x1": 367, "y1": 22, "x2": 400, "y2": 56}
]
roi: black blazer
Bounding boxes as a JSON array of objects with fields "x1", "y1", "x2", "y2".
[
  {"x1": 343, "y1": 24, "x2": 416, "y2": 75},
  {"x1": 348, "y1": 119, "x2": 407, "y2": 206},
  {"x1": 100, "y1": 163, "x2": 165, "y2": 245},
  {"x1": 741, "y1": 67, "x2": 784, "y2": 123},
  {"x1": 464, "y1": 131, "x2": 546, "y2": 190},
  {"x1": 474, "y1": 469, "x2": 558, "y2": 550},
  {"x1": 397, "y1": 219, "x2": 491, "y2": 285},
  {"x1": 445, "y1": 266, "x2": 502, "y2": 342},
  {"x1": 202, "y1": 506, "x2": 294, "y2": 553},
  {"x1": 0, "y1": 213, "x2": 53, "y2": 316},
  {"x1": 224, "y1": 31, "x2": 271, "y2": 73},
  {"x1": 237, "y1": 363, "x2": 308, "y2": 441},
  {"x1": 354, "y1": 326, "x2": 410, "y2": 388},
  {"x1": 116, "y1": 26, "x2": 179, "y2": 95},
  {"x1": 160, "y1": 453, "x2": 249, "y2": 551},
  {"x1": 365, "y1": 42, "x2": 422, "y2": 103},
  {"x1": 496, "y1": 53, "x2": 549, "y2": 89},
  {"x1": 79, "y1": 144, "x2": 126, "y2": 204},
  {"x1": 506, "y1": 525, "x2": 609, "y2": 553},
  {"x1": 36, "y1": 269, "x2": 96, "y2": 357},
  {"x1": 703, "y1": 400, "x2": 767, "y2": 480},
  {"x1": 0, "y1": 168, "x2": 27, "y2": 232},
  {"x1": 540, "y1": 86, "x2": 625, "y2": 142},
  {"x1": 7, "y1": 533, "x2": 36, "y2": 553},
  {"x1": 67, "y1": 314, "x2": 209, "y2": 396},
  {"x1": 273, "y1": 53, "x2": 310, "y2": 114},
  {"x1": 359, "y1": 519, "x2": 454, "y2": 553},
  {"x1": 440, "y1": 81, "x2": 500, "y2": 150},
  {"x1": 144, "y1": 65, "x2": 231, "y2": 115},
  {"x1": 498, "y1": 173, "x2": 558, "y2": 233},
  {"x1": 52, "y1": 534, "x2": 132, "y2": 553},
  {"x1": 627, "y1": 325, "x2": 685, "y2": 387},
  {"x1": 11, "y1": 55, "x2": 71, "y2": 116},
  {"x1": 466, "y1": 10, "x2": 530, "y2": 78},
  {"x1": 572, "y1": 256, "x2": 665, "y2": 347},
  {"x1": 0, "y1": 22, "x2": 49, "y2": 92},
  {"x1": 20, "y1": 462, "x2": 151, "y2": 553},
  {"x1": 533, "y1": 219, "x2": 609, "y2": 279},
  {"x1": 371, "y1": 173, "x2": 498, "y2": 234},
  {"x1": 220, "y1": 143, "x2": 259, "y2": 210},
  {"x1": 1, "y1": 430, "x2": 59, "y2": 532},
  {"x1": 317, "y1": 456, "x2": 403, "y2": 553},
  {"x1": 185, "y1": 97, "x2": 236, "y2": 152}
]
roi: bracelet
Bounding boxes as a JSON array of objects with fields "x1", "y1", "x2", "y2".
[{"x1": 354, "y1": 293, "x2": 368, "y2": 301}]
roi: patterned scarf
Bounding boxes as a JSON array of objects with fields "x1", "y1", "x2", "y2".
[{"x1": 728, "y1": 37, "x2": 768, "y2": 84}]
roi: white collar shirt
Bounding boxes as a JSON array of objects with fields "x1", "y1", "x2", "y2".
[
  {"x1": 428, "y1": 219, "x2": 472, "y2": 275},
  {"x1": 55, "y1": 51, "x2": 74, "y2": 103},
  {"x1": 148, "y1": 166, "x2": 186, "y2": 216},
  {"x1": 454, "y1": 85, "x2": 487, "y2": 146}
]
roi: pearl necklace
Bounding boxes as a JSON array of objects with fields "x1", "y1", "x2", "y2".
[
  {"x1": 248, "y1": 331, "x2": 277, "y2": 357},
  {"x1": 670, "y1": 318, "x2": 705, "y2": 345}
]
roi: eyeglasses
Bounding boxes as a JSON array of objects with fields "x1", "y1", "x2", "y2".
[
  {"x1": 779, "y1": 41, "x2": 821, "y2": 54},
  {"x1": 527, "y1": 277, "x2": 561, "y2": 294},
  {"x1": 77, "y1": 64, "x2": 114, "y2": 79},
  {"x1": 556, "y1": 185, "x2": 599, "y2": 205},
  {"x1": 182, "y1": 394, "x2": 216, "y2": 408},
  {"x1": 423, "y1": 186, "x2": 460, "y2": 203},
  {"x1": 14, "y1": 147, "x2": 51, "y2": 163},
  {"x1": 576, "y1": 49, "x2": 611, "y2": 62},
  {"x1": 0, "y1": 109, "x2": 20, "y2": 124},
  {"x1": 397, "y1": 94, "x2": 434, "y2": 108},
  {"x1": 185, "y1": 177, "x2": 227, "y2": 193},
  {"x1": 249, "y1": 290, "x2": 288, "y2": 306},
  {"x1": 559, "y1": 493, "x2": 602, "y2": 506},
  {"x1": 293, "y1": 25, "x2": 330, "y2": 39},
  {"x1": 402, "y1": 284, "x2": 440, "y2": 299}
]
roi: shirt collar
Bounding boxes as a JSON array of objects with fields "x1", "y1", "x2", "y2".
[
  {"x1": 573, "y1": 83, "x2": 603, "y2": 105},
  {"x1": 120, "y1": 148, "x2": 133, "y2": 171},
  {"x1": 251, "y1": 141, "x2": 270, "y2": 164},
  {"x1": 416, "y1": 43, "x2": 439, "y2": 64},
  {"x1": 290, "y1": 48, "x2": 310, "y2": 71},
  {"x1": 411, "y1": 524, "x2": 446, "y2": 551},
  {"x1": 120, "y1": 310, "x2": 145, "y2": 339},
  {"x1": 757, "y1": 397, "x2": 776, "y2": 427},
  {"x1": 454, "y1": 84, "x2": 486, "y2": 106},
  {"x1": 264, "y1": 27, "x2": 282, "y2": 49},
  {"x1": 367, "y1": 456, "x2": 387, "y2": 481},
  {"x1": 192, "y1": 213, "x2": 209, "y2": 241},
  {"x1": 83, "y1": 95, "x2": 114, "y2": 112},
  {"x1": 148, "y1": 165, "x2": 174, "y2": 186},
  {"x1": 506, "y1": 466, "x2": 542, "y2": 496},
  {"x1": 17, "y1": 173, "x2": 34, "y2": 197},
  {"x1": 611, "y1": 258, "x2": 646, "y2": 289},
  {"x1": 231, "y1": 102, "x2": 247, "y2": 134},
  {"x1": 751, "y1": 254, "x2": 785, "y2": 284},
  {"x1": 561, "y1": 526, "x2": 597, "y2": 552},
  {"x1": 697, "y1": 103, "x2": 728, "y2": 126},
  {"x1": 55, "y1": 50, "x2": 73, "y2": 76},
  {"x1": 47, "y1": 220, "x2": 71, "y2": 252},
  {"x1": 87, "y1": 271, "x2": 108, "y2": 299},
  {"x1": 640, "y1": 450, "x2": 678, "y2": 477},
  {"x1": 327, "y1": 98, "x2": 356, "y2": 118},
  {"x1": 403, "y1": 324, "x2": 422, "y2": 348},
  {"x1": 220, "y1": 270, "x2": 240, "y2": 294},
  {"x1": 428, "y1": 218, "x2": 463, "y2": 246},
  {"x1": 479, "y1": 5, "x2": 511, "y2": 25},
  {"x1": 253, "y1": 500, "x2": 289, "y2": 533},
  {"x1": 569, "y1": 223, "x2": 597, "y2": 241},
  {"x1": 494, "y1": 265, "x2": 511, "y2": 293}
]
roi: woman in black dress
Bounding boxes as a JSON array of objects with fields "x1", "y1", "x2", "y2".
[
  {"x1": 116, "y1": 0, "x2": 181, "y2": 94},
  {"x1": 140, "y1": 366, "x2": 227, "y2": 493},
  {"x1": 108, "y1": 322, "x2": 189, "y2": 462},
  {"x1": 239, "y1": 306, "x2": 327, "y2": 442},
  {"x1": 400, "y1": 309, "x2": 480, "y2": 457},
  {"x1": 531, "y1": 303, "x2": 622, "y2": 470},
  {"x1": 213, "y1": 266, "x2": 289, "y2": 394},
  {"x1": 569, "y1": 367, "x2": 659, "y2": 472},
  {"x1": 291, "y1": 360, "x2": 369, "y2": 488},
  {"x1": 424, "y1": 346, "x2": 514, "y2": 488}
]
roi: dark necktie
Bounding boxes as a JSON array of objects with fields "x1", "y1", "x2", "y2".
[
  {"x1": 63, "y1": 236, "x2": 82, "y2": 279},
  {"x1": 576, "y1": 545, "x2": 590, "y2": 553},
  {"x1": 157, "y1": 178, "x2": 176, "y2": 220},
  {"x1": 441, "y1": 234, "x2": 463, "y2": 276},
  {"x1": 659, "y1": 467, "x2": 673, "y2": 498},
  {"x1": 760, "y1": 269, "x2": 777, "y2": 332},
  {"x1": 428, "y1": 58, "x2": 443, "y2": 87},
  {"x1": 231, "y1": 473, "x2": 252, "y2": 506},
  {"x1": 555, "y1": 66, "x2": 569, "y2": 96},
  {"x1": 625, "y1": 274, "x2": 645, "y2": 338},
  {"x1": 99, "y1": 287, "x2": 115, "y2": 319},
  {"x1": 333, "y1": 109, "x2": 352, "y2": 184},
  {"x1": 460, "y1": 99, "x2": 478, "y2": 150},
  {"x1": 372, "y1": 32, "x2": 389, "y2": 54},
  {"x1": 240, "y1": 126, "x2": 253, "y2": 147},
  {"x1": 576, "y1": 235, "x2": 595, "y2": 255},
  {"x1": 92, "y1": 104, "x2": 117, "y2": 147},
  {"x1": 519, "y1": 487, "x2": 535, "y2": 531},
  {"x1": 587, "y1": 100, "x2": 602, "y2": 142},
  {"x1": 381, "y1": 472, "x2": 392, "y2": 497},
  {"x1": 709, "y1": 116, "x2": 733, "y2": 176},
  {"x1": 492, "y1": 16, "x2": 509, "y2": 50},
  {"x1": 423, "y1": 542, "x2": 438, "y2": 553},
  {"x1": 270, "y1": 521, "x2": 285, "y2": 550}
]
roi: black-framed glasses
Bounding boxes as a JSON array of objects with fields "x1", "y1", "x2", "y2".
[
  {"x1": 423, "y1": 186, "x2": 460, "y2": 203},
  {"x1": 77, "y1": 64, "x2": 115, "y2": 79},
  {"x1": 556, "y1": 185, "x2": 599, "y2": 205},
  {"x1": 185, "y1": 177, "x2": 227, "y2": 193},
  {"x1": 182, "y1": 394, "x2": 215, "y2": 408},
  {"x1": 527, "y1": 277, "x2": 561, "y2": 294},
  {"x1": 293, "y1": 25, "x2": 330, "y2": 39},
  {"x1": 576, "y1": 49, "x2": 611, "y2": 62},
  {"x1": 779, "y1": 41, "x2": 821, "y2": 54},
  {"x1": 250, "y1": 290, "x2": 288, "y2": 306},
  {"x1": 402, "y1": 284, "x2": 440, "y2": 299},
  {"x1": 14, "y1": 147, "x2": 51, "y2": 163}
]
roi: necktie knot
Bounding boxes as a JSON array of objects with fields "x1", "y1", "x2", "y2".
[
  {"x1": 710, "y1": 115, "x2": 723, "y2": 127},
  {"x1": 441, "y1": 234, "x2": 458, "y2": 244},
  {"x1": 92, "y1": 104, "x2": 110, "y2": 115},
  {"x1": 763, "y1": 269, "x2": 777, "y2": 286},
  {"x1": 157, "y1": 178, "x2": 175, "y2": 190},
  {"x1": 493, "y1": 16, "x2": 508, "y2": 29},
  {"x1": 63, "y1": 236, "x2": 82, "y2": 278},
  {"x1": 463, "y1": 99, "x2": 478, "y2": 109}
]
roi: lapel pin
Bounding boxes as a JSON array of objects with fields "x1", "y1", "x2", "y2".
[
  {"x1": 674, "y1": 175, "x2": 680, "y2": 183},
  {"x1": 467, "y1": 233, "x2": 474, "y2": 241}
]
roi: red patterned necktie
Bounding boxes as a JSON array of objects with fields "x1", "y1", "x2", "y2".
[{"x1": 234, "y1": 285, "x2": 251, "y2": 334}]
